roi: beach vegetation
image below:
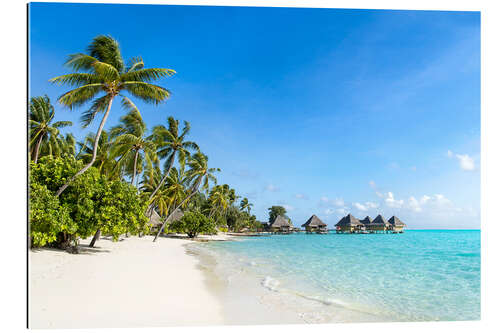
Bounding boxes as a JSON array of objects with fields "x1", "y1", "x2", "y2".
[
  {"x1": 169, "y1": 211, "x2": 216, "y2": 238},
  {"x1": 50, "y1": 35, "x2": 175, "y2": 197},
  {"x1": 29, "y1": 95, "x2": 73, "y2": 163},
  {"x1": 29, "y1": 33, "x2": 259, "y2": 249}
]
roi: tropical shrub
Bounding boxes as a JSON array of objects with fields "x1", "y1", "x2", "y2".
[
  {"x1": 29, "y1": 156, "x2": 149, "y2": 246},
  {"x1": 169, "y1": 211, "x2": 216, "y2": 238},
  {"x1": 29, "y1": 182, "x2": 75, "y2": 247}
]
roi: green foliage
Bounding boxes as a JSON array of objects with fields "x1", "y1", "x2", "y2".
[
  {"x1": 29, "y1": 182, "x2": 75, "y2": 247},
  {"x1": 29, "y1": 156, "x2": 149, "y2": 246},
  {"x1": 170, "y1": 211, "x2": 216, "y2": 238},
  {"x1": 268, "y1": 205, "x2": 287, "y2": 223}
]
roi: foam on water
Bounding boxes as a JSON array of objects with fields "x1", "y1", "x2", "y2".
[{"x1": 192, "y1": 230, "x2": 480, "y2": 323}]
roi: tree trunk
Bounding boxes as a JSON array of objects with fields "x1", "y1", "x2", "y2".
[
  {"x1": 153, "y1": 179, "x2": 201, "y2": 242},
  {"x1": 131, "y1": 149, "x2": 139, "y2": 186},
  {"x1": 33, "y1": 133, "x2": 44, "y2": 163},
  {"x1": 89, "y1": 229, "x2": 101, "y2": 248},
  {"x1": 55, "y1": 96, "x2": 115, "y2": 197},
  {"x1": 148, "y1": 153, "x2": 175, "y2": 201}
]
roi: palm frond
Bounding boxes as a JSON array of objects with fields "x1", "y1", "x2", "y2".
[
  {"x1": 126, "y1": 57, "x2": 144, "y2": 72},
  {"x1": 88, "y1": 35, "x2": 124, "y2": 72},
  {"x1": 58, "y1": 83, "x2": 105, "y2": 109},
  {"x1": 49, "y1": 73, "x2": 101, "y2": 86},
  {"x1": 120, "y1": 68, "x2": 175, "y2": 83},
  {"x1": 52, "y1": 120, "x2": 73, "y2": 128},
  {"x1": 80, "y1": 94, "x2": 111, "y2": 127},
  {"x1": 121, "y1": 81, "x2": 171, "y2": 104}
]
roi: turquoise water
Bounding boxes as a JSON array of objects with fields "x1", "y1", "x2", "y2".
[{"x1": 195, "y1": 230, "x2": 480, "y2": 323}]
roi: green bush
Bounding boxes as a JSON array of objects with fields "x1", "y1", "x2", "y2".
[
  {"x1": 170, "y1": 211, "x2": 216, "y2": 238},
  {"x1": 29, "y1": 156, "x2": 149, "y2": 246},
  {"x1": 29, "y1": 182, "x2": 75, "y2": 247}
]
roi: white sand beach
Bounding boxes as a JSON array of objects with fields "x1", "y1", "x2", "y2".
[{"x1": 29, "y1": 235, "x2": 227, "y2": 329}]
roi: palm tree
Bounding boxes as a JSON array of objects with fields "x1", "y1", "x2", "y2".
[
  {"x1": 208, "y1": 185, "x2": 230, "y2": 218},
  {"x1": 147, "y1": 117, "x2": 198, "y2": 201},
  {"x1": 110, "y1": 98, "x2": 157, "y2": 186},
  {"x1": 141, "y1": 163, "x2": 170, "y2": 217},
  {"x1": 77, "y1": 130, "x2": 118, "y2": 179},
  {"x1": 29, "y1": 95, "x2": 72, "y2": 163},
  {"x1": 50, "y1": 35, "x2": 175, "y2": 196},
  {"x1": 164, "y1": 166, "x2": 188, "y2": 212},
  {"x1": 239, "y1": 197, "x2": 253, "y2": 213},
  {"x1": 153, "y1": 152, "x2": 219, "y2": 242}
]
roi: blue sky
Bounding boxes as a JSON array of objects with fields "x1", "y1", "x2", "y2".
[{"x1": 29, "y1": 3, "x2": 480, "y2": 229}]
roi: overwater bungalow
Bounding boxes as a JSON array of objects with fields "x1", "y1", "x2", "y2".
[
  {"x1": 270, "y1": 215, "x2": 293, "y2": 233},
  {"x1": 302, "y1": 215, "x2": 328, "y2": 234},
  {"x1": 367, "y1": 214, "x2": 390, "y2": 233},
  {"x1": 335, "y1": 214, "x2": 363, "y2": 233},
  {"x1": 388, "y1": 216, "x2": 406, "y2": 233}
]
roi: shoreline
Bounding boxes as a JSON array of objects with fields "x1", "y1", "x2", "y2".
[{"x1": 29, "y1": 235, "x2": 228, "y2": 329}]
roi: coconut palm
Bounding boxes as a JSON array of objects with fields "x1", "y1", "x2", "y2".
[
  {"x1": 153, "y1": 152, "x2": 219, "y2": 242},
  {"x1": 29, "y1": 95, "x2": 72, "y2": 163},
  {"x1": 50, "y1": 35, "x2": 175, "y2": 196},
  {"x1": 208, "y1": 185, "x2": 230, "y2": 218},
  {"x1": 110, "y1": 98, "x2": 157, "y2": 186},
  {"x1": 163, "y1": 166, "x2": 188, "y2": 212},
  {"x1": 77, "y1": 130, "x2": 118, "y2": 179},
  {"x1": 147, "y1": 117, "x2": 199, "y2": 201},
  {"x1": 141, "y1": 163, "x2": 170, "y2": 217},
  {"x1": 239, "y1": 197, "x2": 253, "y2": 213}
]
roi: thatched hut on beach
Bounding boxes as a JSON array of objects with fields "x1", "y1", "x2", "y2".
[
  {"x1": 167, "y1": 209, "x2": 184, "y2": 225},
  {"x1": 147, "y1": 209, "x2": 163, "y2": 232},
  {"x1": 302, "y1": 215, "x2": 328, "y2": 233},
  {"x1": 388, "y1": 216, "x2": 406, "y2": 233},
  {"x1": 335, "y1": 214, "x2": 363, "y2": 233},
  {"x1": 367, "y1": 214, "x2": 390, "y2": 233},
  {"x1": 270, "y1": 215, "x2": 293, "y2": 233}
]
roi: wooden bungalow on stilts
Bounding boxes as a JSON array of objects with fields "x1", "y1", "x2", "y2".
[
  {"x1": 270, "y1": 215, "x2": 293, "y2": 233},
  {"x1": 367, "y1": 214, "x2": 390, "y2": 233},
  {"x1": 360, "y1": 216, "x2": 373, "y2": 233},
  {"x1": 302, "y1": 215, "x2": 328, "y2": 234},
  {"x1": 335, "y1": 214, "x2": 363, "y2": 233},
  {"x1": 388, "y1": 216, "x2": 406, "y2": 233}
]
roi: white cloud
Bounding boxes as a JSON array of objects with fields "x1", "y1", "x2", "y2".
[
  {"x1": 295, "y1": 193, "x2": 309, "y2": 200},
  {"x1": 447, "y1": 150, "x2": 476, "y2": 171},
  {"x1": 455, "y1": 154, "x2": 475, "y2": 171},
  {"x1": 282, "y1": 204, "x2": 294, "y2": 211},
  {"x1": 353, "y1": 201, "x2": 379, "y2": 211},
  {"x1": 384, "y1": 192, "x2": 404, "y2": 208},
  {"x1": 319, "y1": 197, "x2": 344, "y2": 207},
  {"x1": 265, "y1": 184, "x2": 280, "y2": 192}
]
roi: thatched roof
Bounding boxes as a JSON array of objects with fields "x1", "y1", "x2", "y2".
[
  {"x1": 147, "y1": 209, "x2": 162, "y2": 226},
  {"x1": 371, "y1": 214, "x2": 389, "y2": 226},
  {"x1": 270, "y1": 215, "x2": 291, "y2": 228},
  {"x1": 166, "y1": 209, "x2": 184, "y2": 224},
  {"x1": 360, "y1": 216, "x2": 373, "y2": 225},
  {"x1": 301, "y1": 215, "x2": 327, "y2": 228},
  {"x1": 388, "y1": 216, "x2": 406, "y2": 227},
  {"x1": 335, "y1": 214, "x2": 362, "y2": 227}
]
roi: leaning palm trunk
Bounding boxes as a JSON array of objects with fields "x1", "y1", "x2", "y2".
[
  {"x1": 131, "y1": 149, "x2": 139, "y2": 185},
  {"x1": 33, "y1": 134, "x2": 44, "y2": 163},
  {"x1": 55, "y1": 97, "x2": 114, "y2": 197},
  {"x1": 153, "y1": 180, "x2": 200, "y2": 242},
  {"x1": 148, "y1": 154, "x2": 175, "y2": 201}
]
